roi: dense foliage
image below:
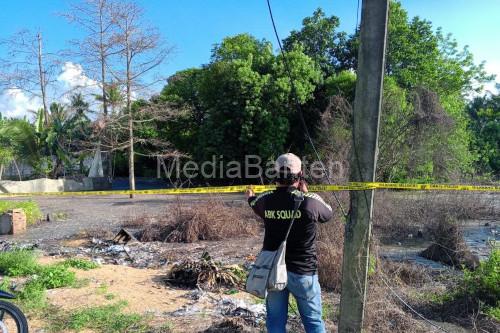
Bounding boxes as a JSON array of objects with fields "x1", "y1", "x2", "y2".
[{"x1": 156, "y1": 1, "x2": 496, "y2": 182}]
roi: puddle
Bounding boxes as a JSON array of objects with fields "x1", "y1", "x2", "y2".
[
  {"x1": 380, "y1": 219, "x2": 499, "y2": 269},
  {"x1": 462, "y1": 220, "x2": 498, "y2": 260}
]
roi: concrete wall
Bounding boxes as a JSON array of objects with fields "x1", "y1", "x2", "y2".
[{"x1": 0, "y1": 177, "x2": 111, "y2": 194}]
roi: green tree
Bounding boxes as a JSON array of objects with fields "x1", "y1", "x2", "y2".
[
  {"x1": 468, "y1": 93, "x2": 500, "y2": 177},
  {"x1": 283, "y1": 8, "x2": 347, "y2": 76},
  {"x1": 160, "y1": 34, "x2": 321, "y2": 169}
]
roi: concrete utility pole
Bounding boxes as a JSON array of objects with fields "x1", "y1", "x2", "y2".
[{"x1": 338, "y1": 0, "x2": 389, "y2": 332}]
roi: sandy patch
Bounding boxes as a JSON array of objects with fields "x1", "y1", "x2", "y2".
[{"x1": 46, "y1": 264, "x2": 191, "y2": 315}]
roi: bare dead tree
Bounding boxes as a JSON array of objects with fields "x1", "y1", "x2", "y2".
[
  {"x1": 0, "y1": 30, "x2": 58, "y2": 125},
  {"x1": 62, "y1": 0, "x2": 125, "y2": 178},
  {"x1": 62, "y1": 0, "x2": 121, "y2": 116},
  {"x1": 110, "y1": 1, "x2": 173, "y2": 197}
]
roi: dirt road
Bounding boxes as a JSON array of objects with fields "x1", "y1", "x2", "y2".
[{"x1": 0, "y1": 193, "x2": 247, "y2": 241}]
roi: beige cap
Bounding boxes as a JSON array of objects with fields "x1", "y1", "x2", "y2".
[{"x1": 275, "y1": 153, "x2": 302, "y2": 174}]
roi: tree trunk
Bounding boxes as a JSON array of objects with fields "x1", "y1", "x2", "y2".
[
  {"x1": 37, "y1": 32, "x2": 49, "y2": 126},
  {"x1": 13, "y1": 159, "x2": 22, "y2": 181},
  {"x1": 126, "y1": 36, "x2": 135, "y2": 198},
  {"x1": 128, "y1": 113, "x2": 135, "y2": 198}
]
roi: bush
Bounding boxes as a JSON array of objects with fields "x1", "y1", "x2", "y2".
[
  {"x1": 0, "y1": 249, "x2": 40, "y2": 276},
  {"x1": 17, "y1": 280, "x2": 48, "y2": 312},
  {"x1": 462, "y1": 249, "x2": 500, "y2": 308},
  {"x1": 125, "y1": 198, "x2": 259, "y2": 243},
  {"x1": 0, "y1": 200, "x2": 43, "y2": 225},
  {"x1": 36, "y1": 264, "x2": 77, "y2": 289},
  {"x1": 422, "y1": 249, "x2": 500, "y2": 329},
  {"x1": 373, "y1": 191, "x2": 496, "y2": 242}
]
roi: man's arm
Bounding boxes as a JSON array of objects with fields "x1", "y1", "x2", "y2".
[
  {"x1": 246, "y1": 188, "x2": 269, "y2": 219},
  {"x1": 304, "y1": 192, "x2": 334, "y2": 223}
]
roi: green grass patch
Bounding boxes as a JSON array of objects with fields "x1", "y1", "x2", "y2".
[
  {"x1": 0, "y1": 251, "x2": 97, "y2": 314},
  {"x1": 96, "y1": 283, "x2": 108, "y2": 295},
  {"x1": 424, "y1": 249, "x2": 500, "y2": 322},
  {"x1": 16, "y1": 280, "x2": 48, "y2": 313},
  {"x1": 63, "y1": 258, "x2": 99, "y2": 270},
  {"x1": 0, "y1": 249, "x2": 40, "y2": 276},
  {"x1": 0, "y1": 250, "x2": 76, "y2": 288},
  {"x1": 104, "y1": 293, "x2": 115, "y2": 300},
  {"x1": 322, "y1": 301, "x2": 337, "y2": 321},
  {"x1": 49, "y1": 302, "x2": 150, "y2": 333},
  {"x1": 36, "y1": 264, "x2": 77, "y2": 289},
  {"x1": 0, "y1": 200, "x2": 43, "y2": 224},
  {"x1": 0, "y1": 250, "x2": 163, "y2": 331}
]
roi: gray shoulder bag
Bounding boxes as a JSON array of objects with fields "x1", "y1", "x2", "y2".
[{"x1": 245, "y1": 192, "x2": 304, "y2": 298}]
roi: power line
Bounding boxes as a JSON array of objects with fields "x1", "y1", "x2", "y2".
[
  {"x1": 266, "y1": 0, "x2": 347, "y2": 217},
  {"x1": 348, "y1": 3, "x2": 450, "y2": 332},
  {"x1": 266, "y1": 1, "x2": 451, "y2": 332}
]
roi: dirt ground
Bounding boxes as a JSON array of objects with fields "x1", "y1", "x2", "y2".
[
  {"x1": 32, "y1": 256, "x2": 265, "y2": 333},
  {"x1": 1, "y1": 192, "x2": 497, "y2": 332},
  {"x1": 0, "y1": 193, "x2": 247, "y2": 242}
]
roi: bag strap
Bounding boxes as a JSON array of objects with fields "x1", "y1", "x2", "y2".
[{"x1": 283, "y1": 191, "x2": 304, "y2": 241}]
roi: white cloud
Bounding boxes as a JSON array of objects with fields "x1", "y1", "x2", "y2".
[
  {"x1": 0, "y1": 88, "x2": 40, "y2": 119},
  {"x1": 57, "y1": 62, "x2": 98, "y2": 89},
  {"x1": 0, "y1": 62, "x2": 101, "y2": 119},
  {"x1": 483, "y1": 61, "x2": 500, "y2": 95}
]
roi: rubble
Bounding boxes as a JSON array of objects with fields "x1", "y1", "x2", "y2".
[{"x1": 218, "y1": 298, "x2": 265, "y2": 325}]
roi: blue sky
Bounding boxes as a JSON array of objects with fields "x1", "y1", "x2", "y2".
[{"x1": 1, "y1": 0, "x2": 499, "y2": 117}]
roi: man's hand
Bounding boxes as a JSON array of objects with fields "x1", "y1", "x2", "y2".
[
  {"x1": 298, "y1": 180, "x2": 308, "y2": 193},
  {"x1": 245, "y1": 188, "x2": 255, "y2": 198}
]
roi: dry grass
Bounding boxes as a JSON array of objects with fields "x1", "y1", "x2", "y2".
[
  {"x1": 124, "y1": 197, "x2": 259, "y2": 243},
  {"x1": 364, "y1": 261, "x2": 439, "y2": 333},
  {"x1": 380, "y1": 261, "x2": 433, "y2": 287},
  {"x1": 373, "y1": 191, "x2": 496, "y2": 242},
  {"x1": 317, "y1": 216, "x2": 345, "y2": 292}
]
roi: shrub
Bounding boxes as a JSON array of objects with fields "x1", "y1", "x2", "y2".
[
  {"x1": 0, "y1": 249, "x2": 40, "y2": 276},
  {"x1": 17, "y1": 280, "x2": 48, "y2": 312},
  {"x1": 125, "y1": 198, "x2": 259, "y2": 243},
  {"x1": 462, "y1": 249, "x2": 500, "y2": 308},
  {"x1": 372, "y1": 191, "x2": 497, "y2": 243},
  {"x1": 36, "y1": 264, "x2": 77, "y2": 289},
  {"x1": 0, "y1": 200, "x2": 43, "y2": 225}
]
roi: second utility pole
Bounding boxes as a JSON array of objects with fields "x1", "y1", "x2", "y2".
[{"x1": 338, "y1": 0, "x2": 389, "y2": 332}]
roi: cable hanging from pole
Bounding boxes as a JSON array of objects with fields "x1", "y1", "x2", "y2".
[{"x1": 266, "y1": 0, "x2": 347, "y2": 217}]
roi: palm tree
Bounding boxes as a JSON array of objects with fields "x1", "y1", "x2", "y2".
[
  {"x1": 94, "y1": 83, "x2": 124, "y2": 115},
  {"x1": 0, "y1": 119, "x2": 42, "y2": 176}
]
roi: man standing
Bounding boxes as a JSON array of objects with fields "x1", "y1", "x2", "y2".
[{"x1": 246, "y1": 153, "x2": 333, "y2": 333}]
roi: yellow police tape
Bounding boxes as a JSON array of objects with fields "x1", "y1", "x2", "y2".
[{"x1": 0, "y1": 182, "x2": 498, "y2": 197}]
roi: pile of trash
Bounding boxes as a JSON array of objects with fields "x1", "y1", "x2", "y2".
[{"x1": 164, "y1": 252, "x2": 246, "y2": 291}]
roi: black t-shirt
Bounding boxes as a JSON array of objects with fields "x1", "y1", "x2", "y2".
[{"x1": 248, "y1": 186, "x2": 334, "y2": 275}]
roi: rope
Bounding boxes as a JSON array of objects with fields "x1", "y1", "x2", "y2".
[{"x1": 266, "y1": 0, "x2": 348, "y2": 218}]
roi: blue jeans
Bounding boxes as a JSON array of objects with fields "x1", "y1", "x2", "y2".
[{"x1": 266, "y1": 271, "x2": 326, "y2": 333}]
